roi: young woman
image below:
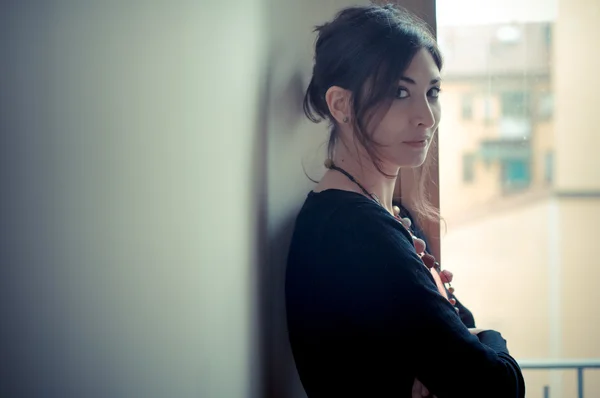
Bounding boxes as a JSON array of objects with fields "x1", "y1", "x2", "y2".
[{"x1": 285, "y1": 4, "x2": 525, "y2": 397}]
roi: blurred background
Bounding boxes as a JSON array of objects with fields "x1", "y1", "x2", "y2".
[
  {"x1": 437, "y1": 0, "x2": 600, "y2": 397},
  {"x1": 0, "y1": 0, "x2": 597, "y2": 397}
]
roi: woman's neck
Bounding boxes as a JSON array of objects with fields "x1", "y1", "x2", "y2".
[{"x1": 317, "y1": 145, "x2": 399, "y2": 214}]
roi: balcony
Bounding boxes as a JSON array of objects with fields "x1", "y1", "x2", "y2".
[{"x1": 518, "y1": 359, "x2": 600, "y2": 398}]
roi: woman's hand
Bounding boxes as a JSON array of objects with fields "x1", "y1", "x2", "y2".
[{"x1": 412, "y1": 378, "x2": 436, "y2": 398}]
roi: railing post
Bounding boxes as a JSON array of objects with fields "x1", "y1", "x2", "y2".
[
  {"x1": 543, "y1": 385, "x2": 550, "y2": 398},
  {"x1": 577, "y1": 367, "x2": 583, "y2": 398},
  {"x1": 517, "y1": 359, "x2": 600, "y2": 397}
]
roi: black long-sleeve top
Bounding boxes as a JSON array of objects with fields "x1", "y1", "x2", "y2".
[{"x1": 285, "y1": 190, "x2": 525, "y2": 397}]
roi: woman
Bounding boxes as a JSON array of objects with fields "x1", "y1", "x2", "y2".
[{"x1": 285, "y1": 4, "x2": 525, "y2": 397}]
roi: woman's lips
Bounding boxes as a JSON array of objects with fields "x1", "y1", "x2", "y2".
[{"x1": 402, "y1": 139, "x2": 428, "y2": 148}]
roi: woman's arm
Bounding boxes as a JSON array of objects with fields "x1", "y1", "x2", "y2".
[
  {"x1": 350, "y1": 208, "x2": 525, "y2": 398},
  {"x1": 395, "y1": 202, "x2": 477, "y2": 328}
]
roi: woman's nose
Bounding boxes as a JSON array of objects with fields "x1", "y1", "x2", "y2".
[{"x1": 413, "y1": 98, "x2": 435, "y2": 128}]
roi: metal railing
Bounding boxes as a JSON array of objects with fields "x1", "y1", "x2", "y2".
[{"x1": 517, "y1": 359, "x2": 600, "y2": 398}]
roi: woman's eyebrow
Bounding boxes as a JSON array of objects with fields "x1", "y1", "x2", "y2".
[{"x1": 399, "y1": 76, "x2": 442, "y2": 85}]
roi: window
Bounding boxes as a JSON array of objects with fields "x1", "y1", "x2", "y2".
[
  {"x1": 461, "y1": 94, "x2": 474, "y2": 119},
  {"x1": 500, "y1": 91, "x2": 532, "y2": 138},
  {"x1": 501, "y1": 158, "x2": 530, "y2": 190},
  {"x1": 538, "y1": 92, "x2": 554, "y2": 121},
  {"x1": 463, "y1": 153, "x2": 476, "y2": 183},
  {"x1": 501, "y1": 91, "x2": 530, "y2": 117},
  {"x1": 543, "y1": 24, "x2": 552, "y2": 47},
  {"x1": 436, "y1": 2, "x2": 599, "y2": 397},
  {"x1": 482, "y1": 96, "x2": 494, "y2": 124},
  {"x1": 544, "y1": 150, "x2": 554, "y2": 184}
]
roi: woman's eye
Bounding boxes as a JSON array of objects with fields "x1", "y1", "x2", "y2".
[
  {"x1": 428, "y1": 87, "x2": 441, "y2": 98},
  {"x1": 395, "y1": 88, "x2": 409, "y2": 99}
]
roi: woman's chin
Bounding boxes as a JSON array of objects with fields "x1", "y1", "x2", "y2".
[{"x1": 396, "y1": 154, "x2": 428, "y2": 169}]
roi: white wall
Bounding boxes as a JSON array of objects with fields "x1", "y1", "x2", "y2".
[{"x1": 1, "y1": 2, "x2": 265, "y2": 397}]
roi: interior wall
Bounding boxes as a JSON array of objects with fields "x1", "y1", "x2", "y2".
[
  {"x1": 0, "y1": 2, "x2": 266, "y2": 397},
  {"x1": 261, "y1": 1, "x2": 365, "y2": 397}
]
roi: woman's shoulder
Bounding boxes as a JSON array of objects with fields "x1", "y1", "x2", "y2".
[
  {"x1": 297, "y1": 189, "x2": 386, "y2": 227},
  {"x1": 292, "y1": 189, "x2": 413, "y2": 248},
  {"x1": 287, "y1": 189, "x2": 434, "y2": 298},
  {"x1": 287, "y1": 189, "x2": 437, "y2": 309}
]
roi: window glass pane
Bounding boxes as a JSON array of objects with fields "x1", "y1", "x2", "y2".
[
  {"x1": 462, "y1": 94, "x2": 474, "y2": 119},
  {"x1": 544, "y1": 150, "x2": 554, "y2": 183},
  {"x1": 501, "y1": 91, "x2": 530, "y2": 117},
  {"x1": 437, "y1": 1, "x2": 600, "y2": 396},
  {"x1": 463, "y1": 153, "x2": 476, "y2": 182}
]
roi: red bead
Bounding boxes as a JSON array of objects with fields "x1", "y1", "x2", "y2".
[{"x1": 421, "y1": 253, "x2": 436, "y2": 269}]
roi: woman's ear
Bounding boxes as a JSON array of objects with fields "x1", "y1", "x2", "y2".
[{"x1": 325, "y1": 86, "x2": 352, "y2": 124}]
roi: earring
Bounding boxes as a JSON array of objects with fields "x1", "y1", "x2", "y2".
[{"x1": 342, "y1": 116, "x2": 349, "y2": 123}]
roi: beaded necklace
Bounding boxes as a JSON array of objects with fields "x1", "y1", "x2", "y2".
[{"x1": 324, "y1": 159, "x2": 458, "y2": 312}]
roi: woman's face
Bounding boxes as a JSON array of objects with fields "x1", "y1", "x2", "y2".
[{"x1": 370, "y1": 48, "x2": 442, "y2": 169}]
